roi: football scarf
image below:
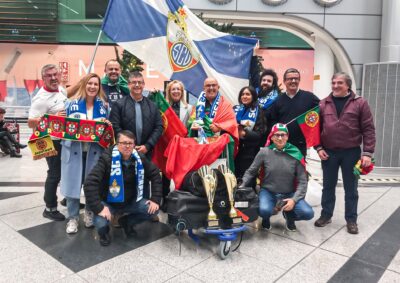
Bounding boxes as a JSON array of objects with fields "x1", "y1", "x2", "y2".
[
  {"x1": 233, "y1": 104, "x2": 259, "y2": 131},
  {"x1": 107, "y1": 146, "x2": 144, "y2": 203},
  {"x1": 258, "y1": 89, "x2": 278, "y2": 110}
]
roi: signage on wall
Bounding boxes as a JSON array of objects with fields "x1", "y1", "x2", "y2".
[{"x1": 59, "y1": 62, "x2": 69, "y2": 83}]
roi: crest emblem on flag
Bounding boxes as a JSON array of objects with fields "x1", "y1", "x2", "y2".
[
  {"x1": 50, "y1": 120, "x2": 63, "y2": 133},
  {"x1": 38, "y1": 119, "x2": 47, "y2": 132},
  {"x1": 36, "y1": 138, "x2": 47, "y2": 151},
  {"x1": 66, "y1": 121, "x2": 78, "y2": 136},
  {"x1": 79, "y1": 123, "x2": 94, "y2": 137},
  {"x1": 95, "y1": 124, "x2": 105, "y2": 137},
  {"x1": 305, "y1": 111, "x2": 319, "y2": 128},
  {"x1": 167, "y1": 8, "x2": 200, "y2": 72}
]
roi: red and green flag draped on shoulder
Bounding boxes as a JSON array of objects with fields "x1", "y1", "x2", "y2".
[
  {"x1": 295, "y1": 106, "x2": 320, "y2": 148},
  {"x1": 149, "y1": 91, "x2": 188, "y2": 174}
]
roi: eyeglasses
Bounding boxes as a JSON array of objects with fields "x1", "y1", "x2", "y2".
[
  {"x1": 273, "y1": 133, "x2": 288, "y2": 139},
  {"x1": 43, "y1": 73, "x2": 59, "y2": 79},
  {"x1": 118, "y1": 142, "x2": 135, "y2": 146},
  {"x1": 285, "y1": 77, "x2": 300, "y2": 82},
  {"x1": 129, "y1": 81, "x2": 144, "y2": 86},
  {"x1": 205, "y1": 84, "x2": 217, "y2": 88}
]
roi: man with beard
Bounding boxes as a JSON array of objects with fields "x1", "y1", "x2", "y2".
[
  {"x1": 268, "y1": 68, "x2": 320, "y2": 157},
  {"x1": 257, "y1": 69, "x2": 280, "y2": 111},
  {"x1": 101, "y1": 59, "x2": 130, "y2": 107},
  {"x1": 28, "y1": 64, "x2": 67, "y2": 221}
]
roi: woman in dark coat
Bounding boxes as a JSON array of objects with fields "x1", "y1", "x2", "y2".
[{"x1": 233, "y1": 86, "x2": 267, "y2": 184}]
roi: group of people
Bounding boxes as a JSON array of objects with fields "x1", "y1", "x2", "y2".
[{"x1": 25, "y1": 59, "x2": 375, "y2": 246}]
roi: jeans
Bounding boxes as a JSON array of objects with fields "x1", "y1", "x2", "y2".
[
  {"x1": 66, "y1": 197, "x2": 80, "y2": 220},
  {"x1": 321, "y1": 147, "x2": 360, "y2": 223},
  {"x1": 258, "y1": 189, "x2": 314, "y2": 221},
  {"x1": 44, "y1": 140, "x2": 61, "y2": 208},
  {"x1": 94, "y1": 198, "x2": 155, "y2": 231}
]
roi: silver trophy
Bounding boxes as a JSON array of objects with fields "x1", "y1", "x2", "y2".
[
  {"x1": 218, "y1": 164, "x2": 242, "y2": 224},
  {"x1": 198, "y1": 165, "x2": 219, "y2": 227}
]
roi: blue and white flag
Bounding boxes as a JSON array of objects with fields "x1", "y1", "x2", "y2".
[{"x1": 102, "y1": 0, "x2": 258, "y2": 104}]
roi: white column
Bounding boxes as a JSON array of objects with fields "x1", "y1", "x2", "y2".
[
  {"x1": 313, "y1": 36, "x2": 334, "y2": 100},
  {"x1": 380, "y1": 0, "x2": 400, "y2": 62}
]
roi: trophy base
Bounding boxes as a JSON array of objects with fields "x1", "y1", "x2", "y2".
[
  {"x1": 207, "y1": 219, "x2": 219, "y2": 228},
  {"x1": 232, "y1": 217, "x2": 242, "y2": 225}
]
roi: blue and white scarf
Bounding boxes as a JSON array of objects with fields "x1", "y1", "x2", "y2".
[
  {"x1": 233, "y1": 104, "x2": 259, "y2": 131},
  {"x1": 195, "y1": 91, "x2": 221, "y2": 121},
  {"x1": 258, "y1": 89, "x2": 278, "y2": 110},
  {"x1": 107, "y1": 146, "x2": 145, "y2": 203},
  {"x1": 66, "y1": 97, "x2": 107, "y2": 120}
]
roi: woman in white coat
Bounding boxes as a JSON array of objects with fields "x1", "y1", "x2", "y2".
[{"x1": 61, "y1": 73, "x2": 111, "y2": 234}]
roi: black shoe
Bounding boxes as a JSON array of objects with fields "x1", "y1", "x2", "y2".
[
  {"x1": 314, "y1": 216, "x2": 332, "y2": 227},
  {"x1": 118, "y1": 216, "x2": 136, "y2": 237},
  {"x1": 17, "y1": 143, "x2": 27, "y2": 149},
  {"x1": 99, "y1": 232, "x2": 111, "y2": 246},
  {"x1": 261, "y1": 218, "x2": 271, "y2": 230},
  {"x1": 346, "y1": 222, "x2": 359, "y2": 234},
  {"x1": 283, "y1": 211, "x2": 297, "y2": 232},
  {"x1": 10, "y1": 151, "x2": 22, "y2": 158},
  {"x1": 43, "y1": 209, "x2": 65, "y2": 221}
]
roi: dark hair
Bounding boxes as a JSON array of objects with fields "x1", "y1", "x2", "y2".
[
  {"x1": 260, "y1": 68, "x2": 279, "y2": 90},
  {"x1": 0, "y1": 107, "x2": 5, "y2": 114},
  {"x1": 238, "y1": 86, "x2": 258, "y2": 109},
  {"x1": 117, "y1": 130, "x2": 136, "y2": 143},
  {"x1": 129, "y1": 71, "x2": 144, "y2": 80},
  {"x1": 332, "y1": 71, "x2": 352, "y2": 90},
  {"x1": 283, "y1": 68, "x2": 301, "y2": 81}
]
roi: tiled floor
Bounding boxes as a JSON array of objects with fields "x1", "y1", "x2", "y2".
[{"x1": 0, "y1": 132, "x2": 400, "y2": 282}]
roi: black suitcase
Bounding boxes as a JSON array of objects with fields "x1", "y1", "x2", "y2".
[{"x1": 234, "y1": 187, "x2": 259, "y2": 223}]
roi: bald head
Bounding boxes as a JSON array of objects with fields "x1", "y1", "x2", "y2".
[{"x1": 203, "y1": 78, "x2": 219, "y2": 102}]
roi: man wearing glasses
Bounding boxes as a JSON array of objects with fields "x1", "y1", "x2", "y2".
[
  {"x1": 268, "y1": 68, "x2": 320, "y2": 157},
  {"x1": 84, "y1": 130, "x2": 162, "y2": 246},
  {"x1": 28, "y1": 64, "x2": 67, "y2": 221},
  {"x1": 109, "y1": 71, "x2": 163, "y2": 160},
  {"x1": 241, "y1": 123, "x2": 314, "y2": 232}
]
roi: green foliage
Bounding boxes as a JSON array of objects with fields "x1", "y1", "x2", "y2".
[{"x1": 114, "y1": 47, "x2": 144, "y2": 80}]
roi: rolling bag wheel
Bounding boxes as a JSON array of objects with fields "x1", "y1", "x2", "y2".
[
  {"x1": 217, "y1": 240, "x2": 231, "y2": 260},
  {"x1": 174, "y1": 219, "x2": 187, "y2": 235}
]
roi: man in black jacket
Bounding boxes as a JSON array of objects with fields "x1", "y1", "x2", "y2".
[
  {"x1": 268, "y1": 68, "x2": 320, "y2": 157},
  {"x1": 84, "y1": 130, "x2": 162, "y2": 246},
  {"x1": 0, "y1": 107, "x2": 26, "y2": 157},
  {"x1": 109, "y1": 71, "x2": 163, "y2": 160}
]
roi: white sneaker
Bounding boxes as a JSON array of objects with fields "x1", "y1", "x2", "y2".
[
  {"x1": 84, "y1": 210, "x2": 94, "y2": 228},
  {"x1": 66, "y1": 219, "x2": 79, "y2": 234}
]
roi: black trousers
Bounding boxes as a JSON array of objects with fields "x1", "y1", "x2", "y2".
[
  {"x1": 44, "y1": 140, "x2": 62, "y2": 208},
  {"x1": 321, "y1": 147, "x2": 360, "y2": 223},
  {"x1": 0, "y1": 131, "x2": 18, "y2": 152}
]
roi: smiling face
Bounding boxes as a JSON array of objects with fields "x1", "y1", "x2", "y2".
[
  {"x1": 117, "y1": 134, "x2": 135, "y2": 160},
  {"x1": 284, "y1": 71, "x2": 300, "y2": 95},
  {"x1": 204, "y1": 78, "x2": 219, "y2": 102},
  {"x1": 271, "y1": 130, "x2": 288, "y2": 150},
  {"x1": 240, "y1": 88, "x2": 253, "y2": 106},
  {"x1": 170, "y1": 82, "x2": 183, "y2": 103},
  {"x1": 128, "y1": 77, "x2": 145, "y2": 99},
  {"x1": 42, "y1": 67, "x2": 60, "y2": 91},
  {"x1": 331, "y1": 75, "x2": 349, "y2": 97},
  {"x1": 260, "y1": 75, "x2": 274, "y2": 92},
  {"x1": 85, "y1": 77, "x2": 100, "y2": 99},
  {"x1": 105, "y1": 61, "x2": 121, "y2": 82}
]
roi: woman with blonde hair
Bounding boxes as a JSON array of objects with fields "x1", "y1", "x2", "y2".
[
  {"x1": 61, "y1": 73, "x2": 111, "y2": 234},
  {"x1": 165, "y1": 80, "x2": 192, "y2": 126}
]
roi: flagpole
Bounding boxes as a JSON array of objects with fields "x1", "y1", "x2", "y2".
[
  {"x1": 88, "y1": 29, "x2": 103, "y2": 72},
  {"x1": 285, "y1": 105, "x2": 319, "y2": 126}
]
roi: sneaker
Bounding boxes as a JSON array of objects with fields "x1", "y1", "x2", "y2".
[
  {"x1": 314, "y1": 216, "x2": 332, "y2": 227},
  {"x1": 43, "y1": 209, "x2": 65, "y2": 221},
  {"x1": 84, "y1": 210, "x2": 94, "y2": 228},
  {"x1": 99, "y1": 232, "x2": 111, "y2": 246},
  {"x1": 66, "y1": 219, "x2": 79, "y2": 234},
  {"x1": 283, "y1": 211, "x2": 297, "y2": 232},
  {"x1": 10, "y1": 151, "x2": 22, "y2": 158},
  {"x1": 18, "y1": 143, "x2": 27, "y2": 149},
  {"x1": 261, "y1": 218, "x2": 271, "y2": 231},
  {"x1": 347, "y1": 222, "x2": 359, "y2": 234}
]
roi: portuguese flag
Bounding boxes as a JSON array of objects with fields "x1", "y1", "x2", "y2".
[
  {"x1": 149, "y1": 91, "x2": 188, "y2": 174},
  {"x1": 296, "y1": 106, "x2": 321, "y2": 148}
]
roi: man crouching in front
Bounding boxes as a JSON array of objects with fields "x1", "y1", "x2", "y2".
[{"x1": 84, "y1": 130, "x2": 162, "y2": 246}]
